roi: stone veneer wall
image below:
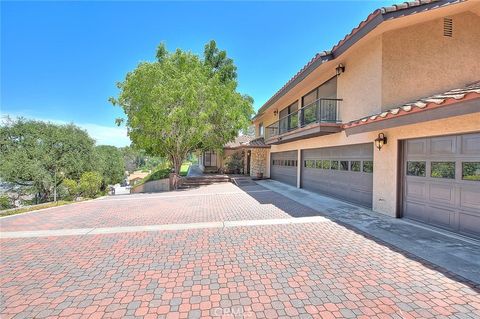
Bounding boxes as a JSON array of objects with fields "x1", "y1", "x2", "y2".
[{"x1": 250, "y1": 148, "x2": 268, "y2": 178}]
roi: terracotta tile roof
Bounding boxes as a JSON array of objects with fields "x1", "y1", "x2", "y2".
[
  {"x1": 254, "y1": 0, "x2": 462, "y2": 118},
  {"x1": 331, "y1": 0, "x2": 460, "y2": 53},
  {"x1": 343, "y1": 81, "x2": 480, "y2": 128},
  {"x1": 247, "y1": 137, "x2": 270, "y2": 148},
  {"x1": 224, "y1": 135, "x2": 255, "y2": 148},
  {"x1": 224, "y1": 136, "x2": 270, "y2": 149}
]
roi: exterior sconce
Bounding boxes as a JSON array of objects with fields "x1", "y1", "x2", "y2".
[
  {"x1": 374, "y1": 133, "x2": 387, "y2": 150},
  {"x1": 273, "y1": 109, "x2": 278, "y2": 117},
  {"x1": 336, "y1": 63, "x2": 345, "y2": 76}
]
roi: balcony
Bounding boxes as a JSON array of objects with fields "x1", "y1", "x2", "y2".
[{"x1": 265, "y1": 98, "x2": 342, "y2": 144}]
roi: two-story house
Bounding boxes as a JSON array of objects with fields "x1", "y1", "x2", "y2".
[{"x1": 251, "y1": 0, "x2": 480, "y2": 238}]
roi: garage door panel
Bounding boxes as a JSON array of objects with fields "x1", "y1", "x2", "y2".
[
  {"x1": 460, "y1": 186, "x2": 480, "y2": 211},
  {"x1": 427, "y1": 206, "x2": 455, "y2": 228},
  {"x1": 403, "y1": 133, "x2": 480, "y2": 238},
  {"x1": 405, "y1": 180, "x2": 427, "y2": 200},
  {"x1": 462, "y1": 134, "x2": 480, "y2": 154},
  {"x1": 459, "y1": 213, "x2": 480, "y2": 237},
  {"x1": 301, "y1": 144, "x2": 373, "y2": 208},
  {"x1": 404, "y1": 201, "x2": 428, "y2": 222},
  {"x1": 429, "y1": 184, "x2": 455, "y2": 205},
  {"x1": 430, "y1": 136, "x2": 457, "y2": 155},
  {"x1": 406, "y1": 139, "x2": 427, "y2": 156}
]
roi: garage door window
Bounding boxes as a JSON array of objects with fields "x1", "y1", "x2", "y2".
[
  {"x1": 331, "y1": 161, "x2": 339, "y2": 170},
  {"x1": 340, "y1": 161, "x2": 349, "y2": 171},
  {"x1": 407, "y1": 161, "x2": 426, "y2": 177},
  {"x1": 363, "y1": 161, "x2": 373, "y2": 173},
  {"x1": 350, "y1": 161, "x2": 361, "y2": 172},
  {"x1": 431, "y1": 162, "x2": 455, "y2": 179},
  {"x1": 321, "y1": 160, "x2": 331, "y2": 169},
  {"x1": 462, "y1": 162, "x2": 480, "y2": 181},
  {"x1": 304, "y1": 160, "x2": 315, "y2": 168}
]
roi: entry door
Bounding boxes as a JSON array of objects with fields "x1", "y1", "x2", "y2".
[
  {"x1": 204, "y1": 151, "x2": 217, "y2": 167},
  {"x1": 403, "y1": 133, "x2": 480, "y2": 238}
]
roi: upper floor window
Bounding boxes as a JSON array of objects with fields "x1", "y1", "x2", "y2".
[
  {"x1": 279, "y1": 101, "x2": 298, "y2": 134},
  {"x1": 258, "y1": 123, "x2": 264, "y2": 137},
  {"x1": 301, "y1": 76, "x2": 337, "y2": 108}
]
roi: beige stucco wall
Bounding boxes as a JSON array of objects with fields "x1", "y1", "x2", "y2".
[
  {"x1": 382, "y1": 11, "x2": 480, "y2": 109},
  {"x1": 337, "y1": 36, "x2": 383, "y2": 123},
  {"x1": 269, "y1": 112, "x2": 480, "y2": 217},
  {"x1": 253, "y1": 8, "x2": 480, "y2": 135}
]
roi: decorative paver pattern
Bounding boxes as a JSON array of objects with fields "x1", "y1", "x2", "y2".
[
  {"x1": 0, "y1": 184, "x2": 317, "y2": 232},
  {"x1": 1, "y1": 182, "x2": 479, "y2": 318}
]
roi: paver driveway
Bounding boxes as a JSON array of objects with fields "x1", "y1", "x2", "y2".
[{"x1": 1, "y1": 182, "x2": 479, "y2": 318}]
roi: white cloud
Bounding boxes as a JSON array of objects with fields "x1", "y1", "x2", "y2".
[
  {"x1": 76, "y1": 123, "x2": 130, "y2": 147},
  {"x1": 1, "y1": 113, "x2": 131, "y2": 147}
]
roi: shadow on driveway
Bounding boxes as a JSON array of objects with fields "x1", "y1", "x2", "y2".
[{"x1": 235, "y1": 178, "x2": 480, "y2": 291}]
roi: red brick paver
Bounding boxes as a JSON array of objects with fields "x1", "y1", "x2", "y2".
[
  {"x1": 0, "y1": 184, "x2": 316, "y2": 231},
  {"x1": 1, "y1": 183, "x2": 479, "y2": 318}
]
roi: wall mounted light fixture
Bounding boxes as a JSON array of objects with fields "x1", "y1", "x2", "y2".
[
  {"x1": 273, "y1": 109, "x2": 278, "y2": 116},
  {"x1": 336, "y1": 63, "x2": 345, "y2": 76},
  {"x1": 374, "y1": 133, "x2": 387, "y2": 150}
]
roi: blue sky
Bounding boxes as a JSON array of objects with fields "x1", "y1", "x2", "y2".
[{"x1": 1, "y1": 1, "x2": 392, "y2": 146}]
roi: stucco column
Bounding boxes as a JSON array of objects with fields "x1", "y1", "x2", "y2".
[
  {"x1": 297, "y1": 149, "x2": 302, "y2": 188},
  {"x1": 372, "y1": 136, "x2": 398, "y2": 217}
]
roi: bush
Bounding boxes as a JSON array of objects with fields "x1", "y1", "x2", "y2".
[
  {"x1": 0, "y1": 195, "x2": 13, "y2": 210},
  {"x1": 79, "y1": 171, "x2": 102, "y2": 198},
  {"x1": 225, "y1": 152, "x2": 243, "y2": 174},
  {"x1": 62, "y1": 178, "x2": 79, "y2": 200}
]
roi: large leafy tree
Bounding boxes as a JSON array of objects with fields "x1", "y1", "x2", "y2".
[
  {"x1": 94, "y1": 145, "x2": 125, "y2": 189},
  {"x1": 111, "y1": 40, "x2": 253, "y2": 174},
  {"x1": 0, "y1": 118, "x2": 96, "y2": 202}
]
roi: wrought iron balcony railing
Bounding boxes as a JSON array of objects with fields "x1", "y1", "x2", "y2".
[{"x1": 265, "y1": 98, "x2": 342, "y2": 140}]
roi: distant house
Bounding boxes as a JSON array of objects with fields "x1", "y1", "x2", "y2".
[
  {"x1": 127, "y1": 170, "x2": 150, "y2": 185},
  {"x1": 198, "y1": 135, "x2": 270, "y2": 177}
]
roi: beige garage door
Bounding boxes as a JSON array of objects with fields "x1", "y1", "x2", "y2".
[{"x1": 403, "y1": 133, "x2": 480, "y2": 238}]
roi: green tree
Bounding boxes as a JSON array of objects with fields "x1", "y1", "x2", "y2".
[
  {"x1": 62, "y1": 178, "x2": 79, "y2": 199},
  {"x1": 79, "y1": 171, "x2": 102, "y2": 198},
  {"x1": 94, "y1": 145, "x2": 125, "y2": 189},
  {"x1": 203, "y1": 40, "x2": 237, "y2": 84},
  {"x1": 111, "y1": 41, "x2": 253, "y2": 174},
  {"x1": 0, "y1": 118, "x2": 96, "y2": 202}
]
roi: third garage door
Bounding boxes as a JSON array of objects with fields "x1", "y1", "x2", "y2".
[
  {"x1": 301, "y1": 144, "x2": 373, "y2": 207},
  {"x1": 271, "y1": 151, "x2": 298, "y2": 186},
  {"x1": 403, "y1": 133, "x2": 480, "y2": 238}
]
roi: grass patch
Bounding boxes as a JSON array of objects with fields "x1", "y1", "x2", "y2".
[
  {"x1": 135, "y1": 168, "x2": 171, "y2": 187},
  {"x1": 180, "y1": 162, "x2": 191, "y2": 176},
  {"x1": 0, "y1": 200, "x2": 73, "y2": 217},
  {"x1": 134, "y1": 161, "x2": 191, "y2": 187}
]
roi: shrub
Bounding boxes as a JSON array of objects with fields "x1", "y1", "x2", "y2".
[
  {"x1": 0, "y1": 195, "x2": 12, "y2": 210},
  {"x1": 79, "y1": 171, "x2": 102, "y2": 198},
  {"x1": 225, "y1": 152, "x2": 243, "y2": 173},
  {"x1": 62, "y1": 178, "x2": 79, "y2": 200}
]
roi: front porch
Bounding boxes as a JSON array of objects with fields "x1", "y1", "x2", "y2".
[{"x1": 198, "y1": 136, "x2": 271, "y2": 178}]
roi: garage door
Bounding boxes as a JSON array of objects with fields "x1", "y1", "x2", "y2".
[
  {"x1": 271, "y1": 151, "x2": 298, "y2": 186},
  {"x1": 403, "y1": 133, "x2": 480, "y2": 238},
  {"x1": 301, "y1": 144, "x2": 373, "y2": 207}
]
